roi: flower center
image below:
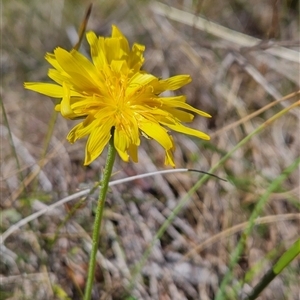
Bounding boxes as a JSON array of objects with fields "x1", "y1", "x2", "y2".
[{"x1": 105, "y1": 74, "x2": 132, "y2": 129}]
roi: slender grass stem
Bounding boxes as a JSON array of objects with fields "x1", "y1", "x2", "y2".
[
  {"x1": 84, "y1": 139, "x2": 116, "y2": 300},
  {"x1": 0, "y1": 96, "x2": 25, "y2": 190}
]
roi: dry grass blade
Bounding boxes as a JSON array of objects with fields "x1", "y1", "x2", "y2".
[
  {"x1": 151, "y1": 2, "x2": 299, "y2": 62},
  {"x1": 0, "y1": 125, "x2": 52, "y2": 193},
  {"x1": 212, "y1": 90, "x2": 300, "y2": 137},
  {"x1": 183, "y1": 213, "x2": 300, "y2": 260}
]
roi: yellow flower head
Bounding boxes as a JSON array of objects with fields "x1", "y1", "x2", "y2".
[{"x1": 24, "y1": 25, "x2": 210, "y2": 166}]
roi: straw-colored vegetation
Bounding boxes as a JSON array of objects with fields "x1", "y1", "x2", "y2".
[{"x1": 1, "y1": 0, "x2": 299, "y2": 299}]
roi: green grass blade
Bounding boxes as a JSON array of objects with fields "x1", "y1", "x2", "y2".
[
  {"x1": 273, "y1": 238, "x2": 300, "y2": 274},
  {"x1": 246, "y1": 239, "x2": 300, "y2": 300}
]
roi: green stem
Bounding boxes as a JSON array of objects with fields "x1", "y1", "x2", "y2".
[{"x1": 84, "y1": 139, "x2": 116, "y2": 300}]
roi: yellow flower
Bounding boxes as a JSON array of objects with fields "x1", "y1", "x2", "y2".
[{"x1": 24, "y1": 25, "x2": 210, "y2": 166}]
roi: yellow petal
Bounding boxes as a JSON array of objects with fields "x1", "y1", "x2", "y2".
[
  {"x1": 71, "y1": 95, "x2": 104, "y2": 112},
  {"x1": 110, "y1": 60, "x2": 128, "y2": 74},
  {"x1": 162, "y1": 100, "x2": 211, "y2": 118},
  {"x1": 163, "y1": 108, "x2": 194, "y2": 122},
  {"x1": 60, "y1": 83, "x2": 76, "y2": 118},
  {"x1": 54, "y1": 48, "x2": 99, "y2": 91},
  {"x1": 45, "y1": 52, "x2": 64, "y2": 72},
  {"x1": 139, "y1": 120, "x2": 173, "y2": 150},
  {"x1": 163, "y1": 122, "x2": 210, "y2": 140},
  {"x1": 86, "y1": 32, "x2": 108, "y2": 71},
  {"x1": 70, "y1": 49, "x2": 102, "y2": 82},
  {"x1": 128, "y1": 143, "x2": 138, "y2": 162},
  {"x1": 153, "y1": 75, "x2": 192, "y2": 93},
  {"x1": 165, "y1": 149, "x2": 175, "y2": 167},
  {"x1": 48, "y1": 69, "x2": 69, "y2": 86},
  {"x1": 111, "y1": 25, "x2": 130, "y2": 54},
  {"x1": 126, "y1": 73, "x2": 157, "y2": 97},
  {"x1": 164, "y1": 135, "x2": 176, "y2": 167},
  {"x1": 24, "y1": 82, "x2": 63, "y2": 98},
  {"x1": 67, "y1": 116, "x2": 95, "y2": 143},
  {"x1": 114, "y1": 129, "x2": 130, "y2": 162},
  {"x1": 84, "y1": 119, "x2": 115, "y2": 165},
  {"x1": 117, "y1": 110, "x2": 140, "y2": 146},
  {"x1": 128, "y1": 43, "x2": 145, "y2": 71}
]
